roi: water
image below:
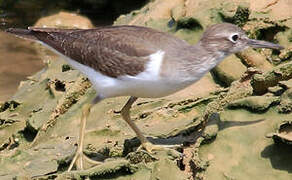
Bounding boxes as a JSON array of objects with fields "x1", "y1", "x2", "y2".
[
  {"x1": 0, "y1": 31, "x2": 43, "y2": 101},
  {"x1": 0, "y1": 0, "x2": 148, "y2": 101}
]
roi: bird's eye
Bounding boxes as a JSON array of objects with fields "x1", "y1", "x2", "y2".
[{"x1": 229, "y1": 34, "x2": 239, "y2": 43}]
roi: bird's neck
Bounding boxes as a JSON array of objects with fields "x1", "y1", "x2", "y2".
[{"x1": 176, "y1": 43, "x2": 228, "y2": 82}]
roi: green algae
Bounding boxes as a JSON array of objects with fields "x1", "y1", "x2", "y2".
[
  {"x1": 232, "y1": 6, "x2": 250, "y2": 27},
  {"x1": 126, "y1": 151, "x2": 158, "y2": 164},
  {"x1": 91, "y1": 129, "x2": 121, "y2": 137},
  {"x1": 199, "y1": 107, "x2": 292, "y2": 180},
  {"x1": 0, "y1": 137, "x2": 75, "y2": 178},
  {"x1": 192, "y1": 69, "x2": 291, "y2": 179},
  {"x1": 65, "y1": 160, "x2": 137, "y2": 179},
  {"x1": 150, "y1": 154, "x2": 188, "y2": 180},
  {"x1": 145, "y1": 18, "x2": 174, "y2": 32}
]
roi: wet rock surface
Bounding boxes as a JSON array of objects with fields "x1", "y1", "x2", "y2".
[{"x1": 0, "y1": 0, "x2": 292, "y2": 179}]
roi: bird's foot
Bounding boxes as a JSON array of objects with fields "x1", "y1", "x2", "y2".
[
  {"x1": 68, "y1": 151, "x2": 101, "y2": 172},
  {"x1": 138, "y1": 141, "x2": 182, "y2": 158}
]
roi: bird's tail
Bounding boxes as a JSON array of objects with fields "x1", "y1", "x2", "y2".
[{"x1": 5, "y1": 28, "x2": 38, "y2": 41}]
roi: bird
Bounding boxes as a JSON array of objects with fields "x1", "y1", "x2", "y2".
[{"x1": 5, "y1": 23, "x2": 283, "y2": 171}]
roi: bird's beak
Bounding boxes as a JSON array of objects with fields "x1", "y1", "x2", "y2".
[{"x1": 247, "y1": 38, "x2": 284, "y2": 50}]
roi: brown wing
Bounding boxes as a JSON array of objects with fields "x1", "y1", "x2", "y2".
[{"x1": 7, "y1": 26, "x2": 190, "y2": 77}]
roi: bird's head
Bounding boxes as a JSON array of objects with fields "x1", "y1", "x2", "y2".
[{"x1": 199, "y1": 23, "x2": 284, "y2": 55}]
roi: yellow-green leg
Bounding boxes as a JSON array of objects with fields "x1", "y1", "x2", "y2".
[
  {"x1": 67, "y1": 96, "x2": 103, "y2": 171},
  {"x1": 121, "y1": 96, "x2": 178, "y2": 153}
]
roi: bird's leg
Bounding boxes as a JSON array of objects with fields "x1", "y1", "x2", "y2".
[
  {"x1": 121, "y1": 97, "x2": 148, "y2": 145},
  {"x1": 68, "y1": 95, "x2": 103, "y2": 172},
  {"x1": 121, "y1": 97, "x2": 180, "y2": 154}
]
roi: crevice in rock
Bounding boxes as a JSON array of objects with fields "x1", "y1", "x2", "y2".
[
  {"x1": 61, "y1": 64, "x2": 72, "y2": 72},
  {"x1": 176, "y1": 17, "x2": 203, "y2": 31},
  {"x1": 256, "y1": 25, "x2": 287, "y2": 42},
  {"x1": 20, "y1": 125, "x2": 38, "y2": 143},
  {"x1": 219, "y1": 6, "x2": 250, "y2": 27},
  {"x1": 89, "y1": 166, "x2": 134, "y2": 179},
  {"x1": 0, "y1": 100, "x2": 20, "y2": 112},
  {"x1": 54, "y1": 80, "x2": 66, "y2": 92}
]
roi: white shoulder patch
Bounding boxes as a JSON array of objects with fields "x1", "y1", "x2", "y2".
[
  {"x1": 147, "y1": 50, "x2": 165, "y2": 77},
  {"x1": 121, "y1": 50, "x2": 165, "y2": 81}
]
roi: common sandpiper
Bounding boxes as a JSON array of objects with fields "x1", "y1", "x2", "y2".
[{"x1": 5, "y1": 23, "x2": 284, "y2": 171}]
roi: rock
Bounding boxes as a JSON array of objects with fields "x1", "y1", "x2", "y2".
[
  {"x1": 200, "y1": 101, "x2": 292, "y2": 180},
  {"x1": 251, "y1": 61, "x2": 292, "y2": 95},
  {"x1": 267, "y1": 85, "x2": 285, "y2": 96},
  {"x1": 279, "y1": 79, "x2": 292, "y2": 89},
  {"x1": 228, "y1": 96, "x2": 280, "y2": 112},
  {"x1": 202, "y1": 113, "x2": 220, "y2": 143},
  {"x1": 269, "y1": 120, "x2": 292, "y2": 145},
  {"x1": 170, "y1": 3, "x2": 186, "y2": 21},
  {"x1": 34, "y1": 11, "x2": 94, "y2": 29},
  {"x1": 150, "y1": 155, "x2": 188, "y2": 180},
  {"x1": 212, "y1": 55, "x2": 247, "y2": 86},
  {"x1": 237, "y1": 48, "x2": 273, "y2": 71},
  {"x1": 278, "y1": 89, "x2": 292, "y2": 113}
]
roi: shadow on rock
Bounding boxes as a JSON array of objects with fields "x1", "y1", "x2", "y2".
[
  {"x1": 261, "y1": 143, "x2": 292, "y2": 173},
  {"x1": 218, "y1": 118, "x2": 266, "y2": 131}
]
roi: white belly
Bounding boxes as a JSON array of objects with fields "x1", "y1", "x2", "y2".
[
  {"x1": 61, "y1": 51, "x2": 192, "y2": 98},
  {"x1": 67, "y1": 58, "x2": 187, "y2": 98},
  {"x1": 42, "y1": 44, "x2": 196, "y2": 98}
]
